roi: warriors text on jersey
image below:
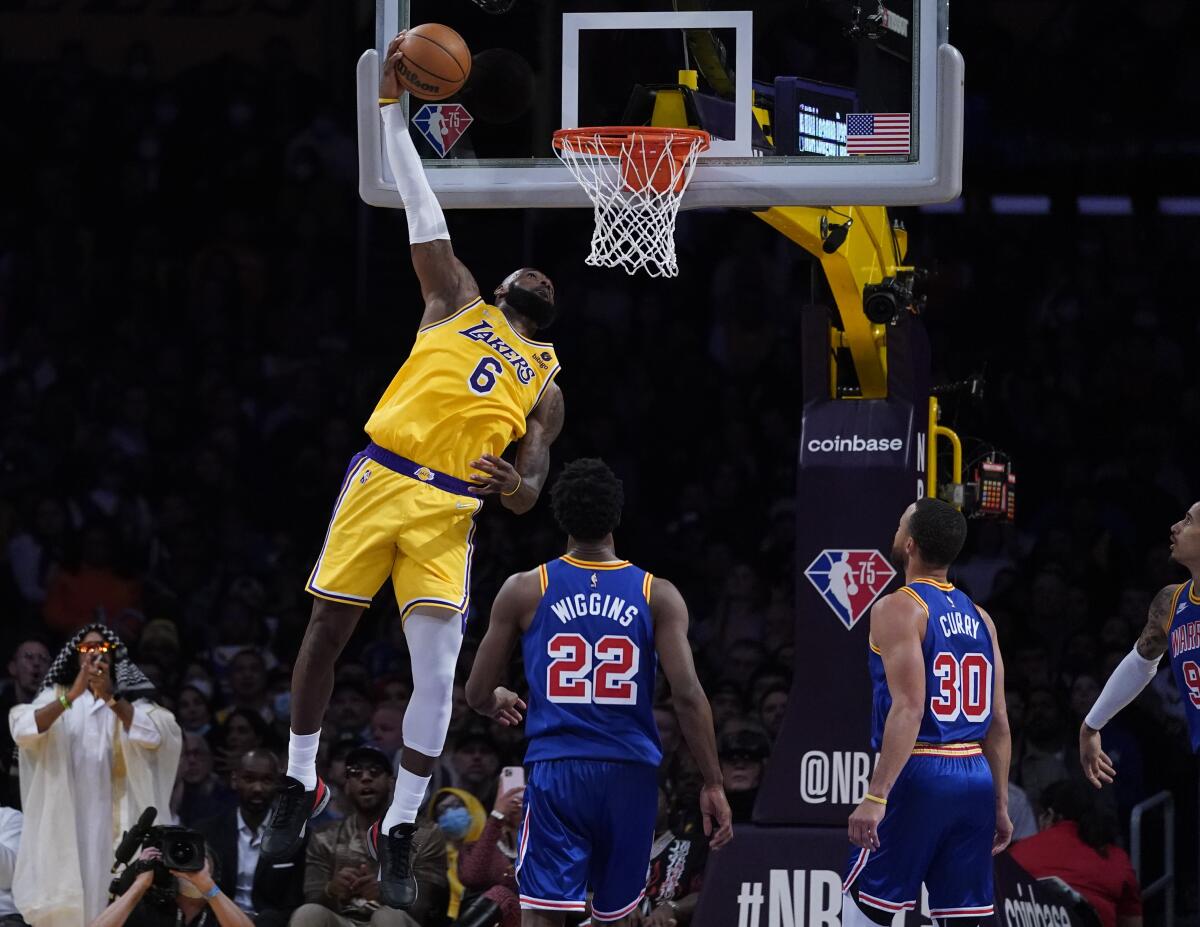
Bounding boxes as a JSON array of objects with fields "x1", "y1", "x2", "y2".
[
  {"x1": 870, "y1": 578, "x2": 996, "y2": 749},
  {"x1": 1167, "y1": 580, "x2": 1200, "y2": 753},
  {"x1": 522, "y1": 556, "x2": 662, "y2": 766},
  {"x1": 365, "y1": 298, "x2": 561, "y2": 482}
]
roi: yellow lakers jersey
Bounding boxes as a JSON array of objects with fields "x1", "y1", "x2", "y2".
[{"x1": 364, "y1": 298, "x2": 561, "y2": 481}]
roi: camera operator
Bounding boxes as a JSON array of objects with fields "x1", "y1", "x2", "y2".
[{"x1": 90, "y1": 847, "x2": 252, "y2": 927}]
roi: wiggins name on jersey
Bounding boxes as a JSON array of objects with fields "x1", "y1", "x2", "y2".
[{"x1": 365, "y1": 298, "x2": 561, "y2": 482}]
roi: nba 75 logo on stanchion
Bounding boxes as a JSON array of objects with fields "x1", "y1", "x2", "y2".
[{"x1": 804, "y1": 550, "x2": 895, "y2": 630}]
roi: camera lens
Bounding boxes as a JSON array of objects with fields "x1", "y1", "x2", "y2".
[{"x1": 170, "y1": 841, "x2": 196, "y2": 863}]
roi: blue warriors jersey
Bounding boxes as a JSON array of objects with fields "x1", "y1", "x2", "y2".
[
  {"x1": 523, "y1": 556, "x2": 662, "y2": 767},
  {"x1": 869, "y1": 579, "x2": 996, "y2": 749},
  {"x1": 1167, "y1": 581, "x2": 1200, "y2": 753}
]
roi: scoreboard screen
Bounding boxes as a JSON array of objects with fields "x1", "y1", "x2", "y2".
[{"x1": 773, "y1": 77, "x2": 859, "y2": 157}]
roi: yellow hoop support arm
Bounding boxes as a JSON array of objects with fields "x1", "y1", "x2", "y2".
[{"x1": 927, "y1": 396, "x2": 963, "y2": 506}]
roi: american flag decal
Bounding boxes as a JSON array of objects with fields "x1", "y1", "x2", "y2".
[{"x1": 846, "y1": 113, "x2": 911, "y2": 155}]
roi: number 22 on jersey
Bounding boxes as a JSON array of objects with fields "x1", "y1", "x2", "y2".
[{"x1": 546, "y1": 633, "x2": 640, "y2": 705}]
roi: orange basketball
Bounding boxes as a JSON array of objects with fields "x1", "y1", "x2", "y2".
[{"x1": 397, "y1": 24, "x2": 472, "y2": 101}]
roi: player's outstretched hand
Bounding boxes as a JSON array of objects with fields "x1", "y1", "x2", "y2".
[
  {"x1": 700, "y1": 784, "x2": 733, "y2": 850},
  {"x1": 848, "y1": 798, "x2": 884, "y2": 850},
  {"x1": 468, "y1": 454, "x2": 521, "y2": 496},
  {"x1": 1079, "y1": 723, "x2": 1116, "y2": 789},
  {"x1": 992, "y1": 809, "x2": 1013, "y2": 856},
  {"x1": 380, "y1": 32, "x2": 406, "y2": 100},
  {"x1": 488, "y1": 686, "x2": 526, "y2": 726}
]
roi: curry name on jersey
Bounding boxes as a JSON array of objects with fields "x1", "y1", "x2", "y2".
[
  {"x1": 870, "y1": 579, "x2": 996, "y2": 749},
  {"x1": 1168, "y1": 580, "x2": 1200, "y2": 753},
  {"x1": 523, "y1": 557, "x2": 662, "y2": 767},
  {"x1": 364, "y1": 299, "x2": 560, "y2": 482}
]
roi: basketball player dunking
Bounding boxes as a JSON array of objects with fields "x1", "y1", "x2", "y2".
[
  {"x1": 1080, "y1": 501, "x2": 1200, "y2": 780},
  {"x1": 261, "y1": 36, "x2": 565, "y2": 909},
  {"x1": 842, "y1": 499, "x2": 1013, "y2": 927},
  {"x1": 465, "y1": 459, "x2": 733, "y2": 926}
]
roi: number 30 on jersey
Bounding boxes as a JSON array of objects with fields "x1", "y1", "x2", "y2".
[{"x1": 546, "y1": 633, "x2": 640, "y2": 705}]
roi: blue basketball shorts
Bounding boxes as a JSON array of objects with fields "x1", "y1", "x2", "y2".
[
  {"x1": 842, "y1": 750, "x2": 996, "y2": 920},
  {"x1": 516, "y1": 758, "x2": 658, "y2": 922}
]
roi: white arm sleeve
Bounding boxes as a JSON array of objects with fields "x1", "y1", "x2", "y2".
[
  {"x1": 1084, "y1": 645, "x2": 1161, "y2": 731},
  {"x1": 380, "y1": 103, "x2": 450, "y2": 245}
]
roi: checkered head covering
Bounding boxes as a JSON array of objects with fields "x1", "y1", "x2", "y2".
[{"x1": 43, "y1": 622, "x2": 157, "y2": 700}]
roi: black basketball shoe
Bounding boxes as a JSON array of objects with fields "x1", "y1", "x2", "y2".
[
  {"x1": 368, "y1": 820, "x2": 419, "y2": 909},
  {"x1": 261, "y1": 776, "x2": 330, "y2": 861}
]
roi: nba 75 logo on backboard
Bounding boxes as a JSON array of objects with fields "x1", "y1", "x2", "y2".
[
  {"x1": 804, "y1": 550, "x2": 896, "y2": 630},
  {"x1": 412, "y1": 104, "x2": 473, "y2": 158}
]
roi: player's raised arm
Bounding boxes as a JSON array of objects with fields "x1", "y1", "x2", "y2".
[
  {"x1": 849, "y1": 591, "x2": 925, "y2": 850},
  {"x1": 379, "y1": 35, "x2": 480, "y2": 327},
  {"x1": 465, "y1": 570, "x2": 538, "y2": 725},
  {"x1": 977, "y1": 606, "x2": 1013, "y2": 854},
  {"x1": 1079, "y1": 583, "x2": 1177, "y2": 787},
  {"x1": 468, "y1": 382, "x2": 564, "y2": 515},
  {"x1": 651, "y1": 577, "x2": 733, "y2": 850}
]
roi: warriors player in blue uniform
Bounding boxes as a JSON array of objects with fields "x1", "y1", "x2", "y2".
[
  {"x1": 1080, "y1": 500, "x2": 1200, "y2": 782},
  {"x1": 466, "y1": 458, "x2": 733, "y2": 925},
  {"x1": 843, "y1": 499, "x2": 1013, "y2": 926}
]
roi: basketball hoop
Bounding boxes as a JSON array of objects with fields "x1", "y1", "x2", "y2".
[{"x1": 552, "y1": 127, "x2": 710, "y2": 278}]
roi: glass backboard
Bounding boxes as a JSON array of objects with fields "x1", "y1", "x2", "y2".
[{"x1": 358, "y1": 0, "x2": 962, "y2": 209}]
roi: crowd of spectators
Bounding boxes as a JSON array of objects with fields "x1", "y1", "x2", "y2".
[{"x1": 1, "y1": 6, "x2": 1199, "y2": 926}]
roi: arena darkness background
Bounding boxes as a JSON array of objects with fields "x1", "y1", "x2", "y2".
[{"x1": 0, "y1": 0, "x2": 1197, "y2": 919}]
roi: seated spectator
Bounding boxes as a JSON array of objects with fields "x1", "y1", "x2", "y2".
[
  {"x1": 178, "y1": 685, "x2": 216, "y2": 737},
  {"x1": 718, "y1": 729, "x2": 769, "y2": 824},
  {"x1": 368, "y1": 702, "x2": 406, "y2": 767},
  {"x1": 707, "y1": 682, "x2": 745, "y2": 732},
  {"x1": 1014, "y1": 687, "x2": 1070, "y2": 799},
  {"x1": 634, "y1": 786, "x2": 707, "y2": 925},
  {"x1": 216, "y1": 651, "x2": 275, "y2": 727},
  {"x1": 456, "y1": 784, "x2": 524, "y2": 927},
  {"x1": 326, "y1": 682, "x2": 372, "y2": 742},
  {"x1": 450, "y1": 728, "x2": 502, "y2": 806},
  {"x1": 757, "y1": 685, "x2": 789, "y2": 742},
  {"x1": 0, "y1": 805, "x2": 23, "y2": 927},
  {"x1": 1, "y1": 637, "x2": 51, "y2": 808},
  {"x1": 1009, "y1": 780, "x2": 1142, "y2": 927},
  {"x1": 291, "y1": 746, "x2": 447, "y2": 927},
  {"x1": 198, "y1": 750, "x2": 303, "y2": 927},
  {"x1": 89, "y1": 846, "x2": 250, "y2": 927},
  {"x1": 428, "y1": 788, "x2": 486, "y2": 922},
  {"x1": 215, "y1": 708, "x2": 274, "y2": 780},
  {"x1": 138, "y1": 621, "x2": 183, "y2": 690},
  {"x1": 174, "y1": 732, "x2": 237, "y2": 827}
]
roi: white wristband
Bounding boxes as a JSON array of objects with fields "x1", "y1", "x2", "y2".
[
  {"x1": 380, "y1": 104, "x2": 450, "y2": 245},
  {"x1": 1084, "y1": 645, "x2": 1160, "y2": 731}
]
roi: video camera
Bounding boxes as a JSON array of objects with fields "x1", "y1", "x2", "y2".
[{"x1": 109, "y1": 807, "x2": 207, "y2": 903}]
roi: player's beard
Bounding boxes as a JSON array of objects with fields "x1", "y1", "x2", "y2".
[
  {"x1": 503, "y1": 282, "x2": 557, "y2": 330},
  {"x1": 889, "y1": 542, "x2": 908, "y2": 572}
]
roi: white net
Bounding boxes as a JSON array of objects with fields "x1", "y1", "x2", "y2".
[{"x1": 553, "y1": 129, "x2": 709, "y2": 278}]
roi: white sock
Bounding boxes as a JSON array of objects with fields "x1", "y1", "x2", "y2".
[
  {"x1": 286, "y1": 729, "x2": 321, "y2": 790},
  {"x1": 382, "y1": 766, "x2": 431, "y2": 831}
]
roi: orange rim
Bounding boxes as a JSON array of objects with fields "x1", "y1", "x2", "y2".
[{"x1": 552, "y1": 126, "x2": 711, "y2": 158}]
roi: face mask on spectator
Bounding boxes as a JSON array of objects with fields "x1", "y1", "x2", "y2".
[
  {"x1": 273, "y1": 691, "x2": 291, "y2": 720},
  {"x1": 438, "y1": 807, "x2": 473, "y2": 838}
]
